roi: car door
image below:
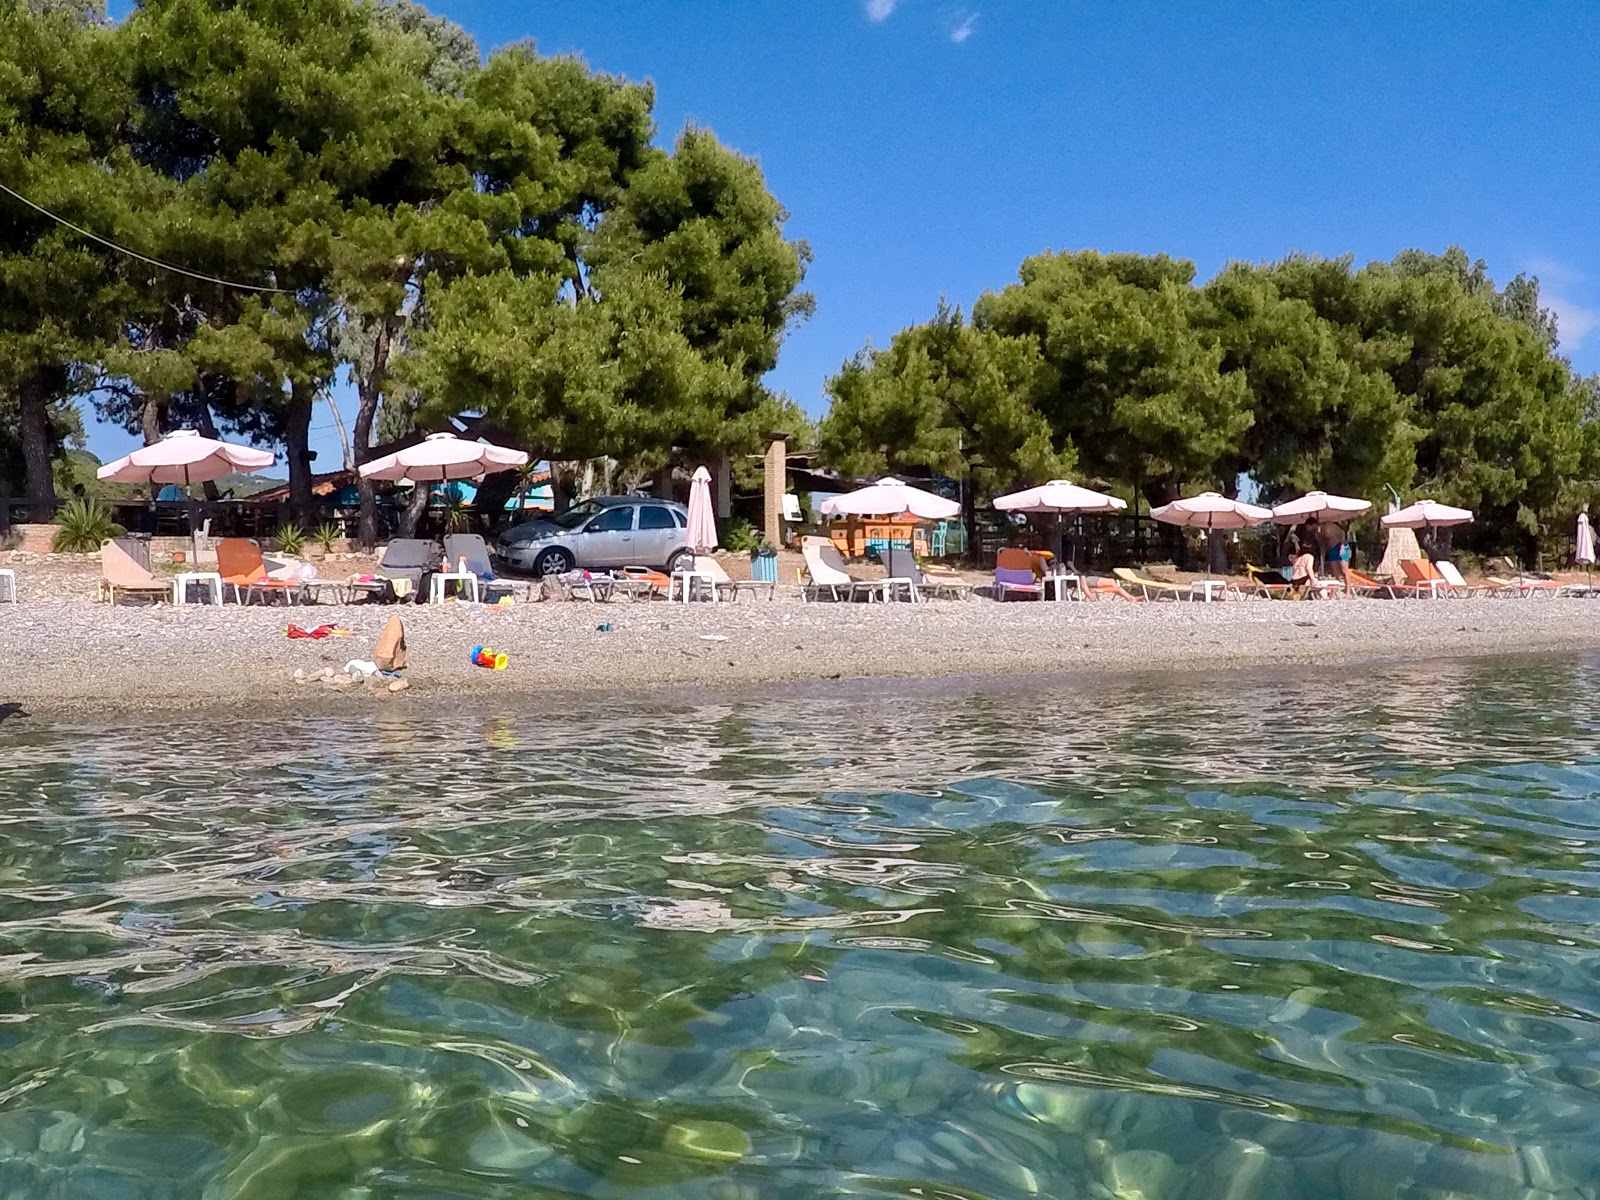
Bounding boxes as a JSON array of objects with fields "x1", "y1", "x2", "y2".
[
  {"x1": 634, "y1": 504, "x2": 681, "y2": 567},
  {"x1": 579, "y1": 504, "x2": 636, "y2": 568}
]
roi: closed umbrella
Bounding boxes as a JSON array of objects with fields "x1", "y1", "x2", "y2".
[
  {"x1": 97, "y1": 429, "x2": 275, "y2": 488},
  {"x1": 994, "y1": 479, "x2": 1126, "y2": 567},
  {"x1": 685, "y1": 465, "x2": 718, "y2": 554},
  {"x1": 1577, "y1": 512, "x2": 1595, "y2": 568},
  {"x1": 1269, "y1": 490, "x2": 1371, "y2": 524},
  {"x1": 1149, "y1": 492, "x2": 1273, "y2": 580},
  {"x1": 358, "y1": 432, "x2": 527, "y2": 483}
]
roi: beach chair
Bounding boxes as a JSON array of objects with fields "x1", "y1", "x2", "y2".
[
  {"x1": 692, "y1": 555, "x2": 777, "y2": 602},
  {"x1": 1113, "y1": 567, "x2": 1187, "y2": 600},
  {"x1": 443, "y1": 534, "x2": 517, "y2": 603},
  {"x1": 994, "y1": 548, "x2": 1044, "y2": 600},
  {"x1": 1433, "y1": 561, "x2": 1494, "y2": 597},
  {"x1": 349, "y1": 539, "x2": 437, "y2": 603},
  {"x1": 883, "y1": 547, "x2": 966, "y2": 600},
  {"x1": 217, "y1": 538, "x2": 302, "y2": 605},
  {"x1": 800, "y1": 536, "x2": 883, "y2": 602},
  {"x1": 1487, "y1": 573, "x2": 1565, "y2": 598},
  {"x1": 0, "y1": 568, "x2": 14, "y2": 603},
  {"x1": 97, "y1": 538, "x2": 170, "y2": 605},
  {"x1": 1395, "y1": 559, "x2": 1451, "y2": 599}
]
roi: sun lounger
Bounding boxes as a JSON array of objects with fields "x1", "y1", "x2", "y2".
[
  {"x1": 97, "y1": 538, "x2": 170, "y2": 605},
  {"x1": 217, "y1": 538, "x2": 303, "y2": 605},
  {"x1": 883, "y1": 547, "x2": 966, "y2": 600},
  {"x1": 800, "y1": 536, "x2": 885, "y2": 601},
  {"x1": 1432, "y1": 561, "x2": 1495, "y2": 597},
  {"x1": 1112, "y1": 567, "x2": 1189, "y2": 600},
  {"x1": 0, "y1": 568, "x2": 14, "y2": 603},
  {"x1": 443, "y1": 534, "x2": 517, "y2": 602},
  {"x1": 993, "y1": 548, "x2": 1044, "y2": 600},
  {"x1": 1487, "y1": 574, "x2": 1565, "y2": 598},
  {"x1": 692, "y1": 555, "x2": 778, "y2": 602},
  {"x1": 1393, "y1": 559, "x2": 1455, "y2": 599},
  {"x1": 349, "y1": 538, "x2": 438, "y2": 602}
]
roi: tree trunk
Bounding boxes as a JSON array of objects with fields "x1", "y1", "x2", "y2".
[
  {"x1": 396, "y1": 484, "x2": 428, "y2": 538},
  {"x1": 961, "y1": 473, "x2": 980, "y2": 566},
  {"x1": 284, "y1": 379, "x2": 316, "y2": 527},
  {"x1": 353, "y1": 318, "x2": 395, "y2": 550},
  {"x1": 17, "y1": 368, "x2": 57, "y2": 522}
]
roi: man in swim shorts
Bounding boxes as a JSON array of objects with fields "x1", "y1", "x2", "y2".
[{"x1": 1319, "y1": 520, "x2": 1354, "y2": 596}]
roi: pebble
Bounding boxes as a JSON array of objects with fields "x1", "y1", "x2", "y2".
[{"x1": 388, "y1": 678, "x2": 409, "y2": 693}]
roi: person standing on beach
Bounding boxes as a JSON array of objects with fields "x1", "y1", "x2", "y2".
[{"x1": 1319, "y1": 519, "x2": 1354, "y2": 597}]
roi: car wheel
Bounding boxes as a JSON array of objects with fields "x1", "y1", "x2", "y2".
[
  {"x1": 533, "y1": 547, "x2": 573, "y2": 577},
  {"x1": 665, "y1": 549, "x2": 692, "y2": 573}
]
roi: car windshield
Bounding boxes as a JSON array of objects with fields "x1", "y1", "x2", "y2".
[{"x1": 546, "y1": 501, "x2": 603, "y2": 531}]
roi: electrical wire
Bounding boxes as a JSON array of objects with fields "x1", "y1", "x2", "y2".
[{"x1": 0, "y1": 179, "x2": 296, "y2": 293}]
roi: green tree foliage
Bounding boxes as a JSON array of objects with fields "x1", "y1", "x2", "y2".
[{"x1": 822, "y1": 247, "x2": 1600, "y2": 558}]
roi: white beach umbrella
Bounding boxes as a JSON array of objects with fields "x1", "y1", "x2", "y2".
[
  {"x1": 993, "y1": 479, "x2": 1127, "y2": 515},
  {"x1": 1149, "y1": 492, "x2": 1273, "y2": 529},
  {"x1": 97, "y1": 429, "x2": 275, "y2": 487},
  {"x1": 819, "y1": 477, "x2": 960, "y2": 520},
  {"x1": 685, "y1": 465, "x2": 718, "y2": 554},
  {"x1": 1380, "y1": 500, "x2": 1474, "y2": 529},
  {"x1": 1150, "y1": 492, "x2": 1272, "y2": 580},
  {"x1": 1577, "y1": 512, "x2": 1596, "y2": 567},
  {"x1": 358, "y1": 432, "x2": 527, "y2": 483},
  {"x1": 1269, "y1": 490, "x2": 1371, "y2": 524}
]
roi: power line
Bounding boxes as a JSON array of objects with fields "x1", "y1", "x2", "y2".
[{"x1": 0, "y1": 179, "x2": 297, "y2": 294}]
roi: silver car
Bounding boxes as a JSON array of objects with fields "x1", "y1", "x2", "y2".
[{"x1": 494, "y1": 497, "x2": 692, "y2": 576}]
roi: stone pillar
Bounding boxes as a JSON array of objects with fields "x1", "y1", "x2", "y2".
[
  {"x1": 714, "y1": 453, "x2": 732, "y2": 520},
  {"x1": 762, "y1": 436, "x2": 786, "y2": 547}
]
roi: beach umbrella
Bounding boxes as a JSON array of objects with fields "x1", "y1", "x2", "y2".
[
  {"x1": 1380, "y1": 500, "x2": 1474, "y2": 529},
  {"x1": 97, "y1": 429, "x2": 275, "y2": 487},
  {"x1": 994, "y1": 479, "x2": 1126, "y2": 567},
  {"x1": 1269, "y1": 490, "x2": 1371, "y2": 524},
  {"x1": 1150, "y1": 492, "x2": 1273, "y2": 579},
  {"x1": 993, "y1": 479, "x2": 1127, "y2": 515},
  {"x1": 358, "y1": 432, "x2": 527, "y2": 483},
  {"x1": 685, "y1": 465, "x2": 718, "y2": 554},
  {"x1": 820, "y1": 477, "x2": 960, "y2": 520},
  {"x1": 1577, "y1": 511, "x2": 1596, "y2": 567}
]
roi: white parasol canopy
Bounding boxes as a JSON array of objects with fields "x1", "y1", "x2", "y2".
[
  {"x1": 1577, "y1": 512, "x2": 1596, "y2": 566},
  {"x1": 97, "y1": 429, "x2": 275, "y2": 487},
  {"x1": 1269, "y1": 490, "x2": 1371, "y2": 524},
  {"x1": 1380, "y1": 500, "x2": 1474, "y2": 529},
  {"x1": 1149, "y1": 492, "x2": 1273, "y2": 529},
  {"x1": 819, "y1": 477, "x2": 960, "y2": 521},
  {"x1": 994, "y1": 479, "x2": 1127, "y2": 514},
  {"x1": 685, "y1": 465, "x2": 718, "y2": 553},
  {"x1": 358, "y1": 432, "x2": 527, "y2": 483}
]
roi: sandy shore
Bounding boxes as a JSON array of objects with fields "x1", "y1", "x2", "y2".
[{"x1": 4, "y1": 558, "x2": 1600, "y2": 716}]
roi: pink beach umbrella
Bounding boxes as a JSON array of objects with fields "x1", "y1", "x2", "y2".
[
  {"x1": 685, "y1": 465, "x2": 718, "y2": 553},
  {"x1": 1577, "y1": 511, "x2": 1596, "y2": 568},
  {"x1": 1150, "y1": 492, "x2": 1273, "y2": 579},
  {"x1": 358, "y1": 432, "x2": 527, "y2": 483},
  {"x1": 1269, "y1": 490, "x2": 1371, "y2": 524},
  {"x1": 994, "y1": 479, "x2": 1126, "y2": 567},
  {"x1": 1380, "y1": 500, "x2": 1473, "y2": 529},
  {"x1": 97, "y1": 429, "x2": 275, "y2": 487}
]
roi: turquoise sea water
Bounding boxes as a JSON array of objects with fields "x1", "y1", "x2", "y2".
[{"x1": 2, "y1": 658, "x2": 1600, "y2": 1198}]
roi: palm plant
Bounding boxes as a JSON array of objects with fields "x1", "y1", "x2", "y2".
[{"x1": 51, "y1": 498, "x2": 124, "y2": 553}]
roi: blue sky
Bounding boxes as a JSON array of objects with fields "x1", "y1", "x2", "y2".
[{"x1": 88, "y1": 0, "x2": 1600, "y2": 466}]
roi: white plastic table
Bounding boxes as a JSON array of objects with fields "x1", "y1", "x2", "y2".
[
  {"x1": 1190, "y1": 579, "x2": 1227, "y2": 603},
  {"x1": 671, "y1": 569, "x2": 719, "y2": 604},
  {"x1": 172, "y1": 571, "x2": 223, "y2": 606},
  {"x1": 1042, "y1": 574, "x2": 1080, "y2": 602},
  {"x1": 430, "y1": 572, "x2": 479, "y2": 603}
]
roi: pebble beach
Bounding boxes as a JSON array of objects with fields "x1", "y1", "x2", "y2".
[{"x1": 5, "y1": 556, "x2": 1600, "y2": 716}]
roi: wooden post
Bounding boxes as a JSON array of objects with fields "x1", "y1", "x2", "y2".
[
  {"x1": 762, "y1": 434, "x2": 787, "y2": 547},
  {"x1": 714, "y1": 453, "x2": 732, "y2": 520}
]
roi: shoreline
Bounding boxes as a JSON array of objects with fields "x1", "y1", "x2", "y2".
[{"x1": 5, "y1": 592, "x2": 1600, "y2": 720}]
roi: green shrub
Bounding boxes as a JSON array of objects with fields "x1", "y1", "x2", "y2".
[
  {"x1": 51, "y1": 498, "x2": 124, "y2": 554},
  {"x1": 276, "y1": 523, "x2": 306, "y2": 555},
  {"x1": 723, "y1": 519, "x2": 762, "y2": 553},
  {"x1": 313, "y1": 522, "x2": 341, "y2": 552}
]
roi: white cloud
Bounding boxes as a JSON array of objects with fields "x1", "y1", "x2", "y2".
[
  {"x1": 1525, "y1": 257, "x2": 1586, "y2": 288},
  {"x1": 1546, "y1": 293, "x2": 1600, "y2": 352},
  {"x1": 865, "y1": 0, "x2": 898, "y2": 21},
  {"x1": 948, "y1": 9, "x2": 978, "y2": 42}
]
